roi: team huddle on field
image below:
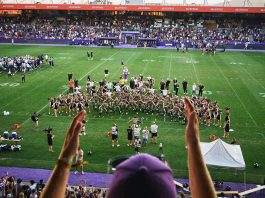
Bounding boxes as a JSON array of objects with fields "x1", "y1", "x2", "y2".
[
  {"x1": 46, "y1": 61, "x2": 231, "y2": 150},
  {"x1": 48, "y1": 67, "x2": 224, "y2": 125}
]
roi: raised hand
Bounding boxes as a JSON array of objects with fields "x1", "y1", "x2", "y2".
[
  {"x1": 184, "y1": 97, "x2": 216, "y2": 198},
  {"x1": 185, "y1": 97, "x2": 200, "y2": 146},
  {"x1": 41, "y1": 110, "x2": 87, "y2": 198},
  {"x1": 59, "y1": 110, "x2": 86, "y2": 161}
]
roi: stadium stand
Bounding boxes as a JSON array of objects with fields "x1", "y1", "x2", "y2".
[
  {"x1": 0, "y1": 13, "x2": 264, "y2": 49},
  {"x1": 1, "y1": 173, "x2": 265, "y2": 197}
]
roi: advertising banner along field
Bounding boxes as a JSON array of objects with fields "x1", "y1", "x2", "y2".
[{"x1": 0, "y1": 4, "x2": 265, "y2": 13}]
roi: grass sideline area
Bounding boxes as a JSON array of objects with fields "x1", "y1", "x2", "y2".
[{"x1": 0, "y1": 45, "x2": 264, "y2": 184}]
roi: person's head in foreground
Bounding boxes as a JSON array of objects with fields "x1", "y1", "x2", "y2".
[{"x1": 108, "y1": 153, "x2": 176, "y2": 198}]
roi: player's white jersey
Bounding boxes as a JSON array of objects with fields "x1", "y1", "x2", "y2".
[
  {"x1": 76, "y1": 149, "x2": 84, "y2": 161},
  {"x1": 151, "y1": 124, "x2": 158, "y2": 133},
  {"x1": 112, "y1": 126, "x2": 117, "y2": 135},
  {"x1": 134, "y1": 127, "x2": 141, "y2": 137}
]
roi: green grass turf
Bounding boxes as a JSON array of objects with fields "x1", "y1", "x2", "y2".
[{"x1": 0, "y1": 45, "x2": 265, "y2": 184}]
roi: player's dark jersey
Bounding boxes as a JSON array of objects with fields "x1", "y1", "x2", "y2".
[
  {"x1": 130, "y1": 79, "x2": 135, "y2": 89},
  {"x1": 160, "y1": 81, "x2": 165, "y2": 90},
  {"x1": 166, "y1": 80, "x2": 170, "y2": 89},
  {"x1": 182, "y1": 80, "x2": 188, "y2": 88},
  {"x1": 199, "y1": 84, "x2": 204, "y2": 91}
]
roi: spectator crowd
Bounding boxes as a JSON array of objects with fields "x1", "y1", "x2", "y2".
[
  {"x1": 0, "y1": 15, "x2": 264, "y2": 45},
  {"x1": 0, "y1": 174, "x2": 109, "y2": 198}
]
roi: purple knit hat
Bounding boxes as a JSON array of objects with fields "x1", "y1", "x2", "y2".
[{"x1": 108, "y1": 154, "x2": 176, "y2": 198}]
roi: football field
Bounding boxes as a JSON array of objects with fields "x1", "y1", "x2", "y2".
[{"x1": 0, "y1": 45, "x2": 264, "y2": 184}]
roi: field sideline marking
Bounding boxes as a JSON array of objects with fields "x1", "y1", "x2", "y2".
[
  {"x1": 0, "y1": 158, "x2": 108, "y2": 167},
  {"x1": 210, "y1": 56, "x2": 258, "y2": 127},
  {"x1": 189, "y1": 53, "x2": 199, "y2": 83},
  {"x1": 1, "y1": 157, "x2": 265, "y2": 178},
  {"x1": 20, "y1": 51, "x2": 120, "y2": 126}
]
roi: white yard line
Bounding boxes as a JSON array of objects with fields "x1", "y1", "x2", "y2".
[
  {"x1": 0, "y1": 71, "x2": 64, "y2": 111},
  {"x1": 79, "y1": 51, "x2": 119, "y2": 81},
  {"x1": 189, "y1": 53, "x2": 199, "y2": 83},
  {"x1": 141, "y1": 52, "x2": 154, "y2": 77},
  {"x1": 241, "y1": 67, "x2": 265, "y2": 90},
  {"x1": 109, "y1": 51, "x2": 136, "y2": 79},
  {"x1": 257, "y1": 133, "x2": 265, "y2": 139},
  {"x1": 21, "y1": 51, "x2": 120, "y2": 126},
  {"x1": 229, "y1": 55, "x2": 265, "y2": 91},
  {"x1": 210, "y1": 56, "x2": 258, "y2": 127}
]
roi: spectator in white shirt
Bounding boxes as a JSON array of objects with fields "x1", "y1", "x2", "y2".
[
  {"x1": 133, "y1": 125, "x2": 141, "y2": 139},
  {"x1": 142, "y1": 127, "x2": 149, "y2": 146},
  {"x1": 150, "y1": 122, "x2": 158, "y2": 144},
  {"x1": 192, "y1": 83, "x2": 197, "y2": 96}
]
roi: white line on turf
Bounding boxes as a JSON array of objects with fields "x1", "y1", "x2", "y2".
[
  {"x1": 20, "y1": 51, "x2": 120, "y2": 126},
  {"x1": 210, "y1": 56, "x2": 258, "y2": 127},
  {"x1": 0, "y1": 71, "x2": 64, "y2": 111},
  {"x1": 109, "y1": 51, "x2": 136, "y2": 80},
  {"x1": 141, "y1": 52, "x2": 154, "y2": 77},
  {"x1": 257, "y1": 133, "x2": 265, "y2": 139},
  {"x1": 231, "y1": 57, "x2": 265, "y2": 91},
  {"x1": 79, "y1": 51, "x2": 120, "y2": 81},
  {"x1": 0, "y1": 157, "x2": 120, "y2": 169},
  {"x1": 189, "y1": 53, "x2": 199, "y2": 83}
]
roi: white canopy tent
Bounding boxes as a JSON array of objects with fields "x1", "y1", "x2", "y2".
[{"x1": 200, "y1": 139, "x2": 246, "y2": 169}]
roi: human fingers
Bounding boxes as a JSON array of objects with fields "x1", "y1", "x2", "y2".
[
  {"x1": 60, "y1": 122, "x2": 82, "y2": 160},
  {"x1": 185, "y1": 97, "x2": 195, "y2": 117},
  {"x1": 186, "y1": 111, "x2": 199, "y2": 145},
  {"x1": 68, "y1": 110, "x2": 86, "y2": 137},
  {"x1": 71, "y1": 122, "x2": 82, "y2": 149}
]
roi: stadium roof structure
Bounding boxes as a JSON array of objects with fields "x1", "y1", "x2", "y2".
[
  {"x1": 1, "y1": 0, "x2": 265, "y2": 7},
  {"x1": 0, "y1": 0, "x2": 264, "y2": 13},
  {"x1": 0, "y1": 3, "x2": 264, "y2": 13},
  {"x1": 200, "y1": 139, "x2": 246, "y2": 170}
]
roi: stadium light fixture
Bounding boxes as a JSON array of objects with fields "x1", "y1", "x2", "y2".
[{"x1": 223, "y1": 0, "x2": 231, "y2": 7}]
